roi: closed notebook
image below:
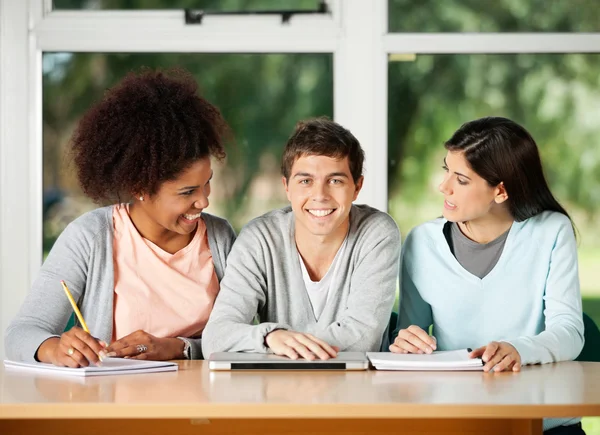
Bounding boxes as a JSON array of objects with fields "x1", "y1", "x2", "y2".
[
  {"x1": 3, "y1": 357, "x2": 178, "y2": 377},
  {"x1": 367, "y1": 349, "x2": 483, "y2": 371}
]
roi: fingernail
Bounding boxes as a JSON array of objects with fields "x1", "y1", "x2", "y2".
[
  {"x1": 425, "y1": 348, "x2": 432, "y2": 354},
  {"x1": 98, "y1": 350, "x2": 107, "y2": 360},
  {"x1": 100, "y1": 341, "x2": 108, "y2": 348},
  {"x1": 105, "y1": 352, "x2": 116, "y2": 358}
]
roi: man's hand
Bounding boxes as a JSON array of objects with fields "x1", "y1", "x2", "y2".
[{"x1": 265, "y1": 330, "x2": 338, "y2": 360}]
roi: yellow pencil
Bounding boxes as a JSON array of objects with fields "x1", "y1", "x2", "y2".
[{"x1": 60, "y1": 280, "x2": 90, "y2": 334}]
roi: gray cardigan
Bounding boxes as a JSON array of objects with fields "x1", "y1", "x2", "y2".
[
  {"x1": 4, "y1": 206, "x2": 236, "y2": 362},
  {"x1": 201, "y1": 204, "x2": 401, "y2": 357}
]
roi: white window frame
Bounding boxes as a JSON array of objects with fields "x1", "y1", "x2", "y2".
[{"x1": 1, "y1": 0, "x2": 599, "y2": 359}]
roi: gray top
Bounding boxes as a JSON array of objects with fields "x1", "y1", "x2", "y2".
[
  {"x1": 4, "y1": 206, "x2": 236, "y2": 362},
  {"x1": 201, "y1": 204, "x2": 401, "y2": 358},
  {"x1": 450, "y1": 222, "x2": 509, "y2": 279}
]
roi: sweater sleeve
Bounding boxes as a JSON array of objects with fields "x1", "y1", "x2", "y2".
[
  {"x1": 305, "y1": 216, "x2": 401, "y2": 351},
  {"x1": 189, "y1": 216, "x2": 236, "y2": 359},
  {"x1": 203, "y1": 213, "x2": 237, "y2": 283},
  {"x1": 394, "y1": 230, "x2": 433, "y2": 337},
  {"x1": 221, "y1": 222, "x2": 237, "y2": 258},
  {"x1": 201, "y1": 226, "x2": 291, "y2": 357},
  {"x1": 4, "y1": 219, "x2": 94, "y2": 362},
  {"x1": 506, "y1": 220, "x2": 584, "y2": 365}
]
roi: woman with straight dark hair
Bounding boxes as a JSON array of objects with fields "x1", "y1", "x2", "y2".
[{"x1": 391, "y1": 117, "x2": 585, "y2": 435}]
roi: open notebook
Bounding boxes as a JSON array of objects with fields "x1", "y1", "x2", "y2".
[
  {"x1": 367, "y1": 349, "x2": 484, "y2": 371},
  {"x1": 3, "y1": 357, "x2": 178, "y2": 377}
]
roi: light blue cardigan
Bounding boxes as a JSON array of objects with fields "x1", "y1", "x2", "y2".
[{"x1": 395, "y1": 210, "x2": 584, "y2": 430}]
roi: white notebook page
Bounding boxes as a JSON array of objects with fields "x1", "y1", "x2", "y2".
[
  {"x1": 367, "y1": 349, "x2": 483, "y2": 371},
  {"x1": 3, "y1": 357, "x2": 178, "y2": 377}
]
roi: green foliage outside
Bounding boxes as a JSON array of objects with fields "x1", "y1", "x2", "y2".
[{"x1": 389, "y1": 0, "x2": 600, "y2": 32}]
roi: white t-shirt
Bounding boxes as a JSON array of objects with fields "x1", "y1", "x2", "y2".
[{"x1": 297, "y1": 238, "x2": 348, "y2": 320}]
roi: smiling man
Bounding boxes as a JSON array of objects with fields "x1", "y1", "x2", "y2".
[{"x1": 201, "y1": 118, "x2": 400, "y2": 360}]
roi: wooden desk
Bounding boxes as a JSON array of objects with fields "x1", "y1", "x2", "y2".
[{"x1": 1, "y1": 361, "x2": 600, "y2": 435}]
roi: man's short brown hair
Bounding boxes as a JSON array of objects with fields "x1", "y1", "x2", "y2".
[{"x1": 281, "y1": 117, "x2": 365, "y2": 183}]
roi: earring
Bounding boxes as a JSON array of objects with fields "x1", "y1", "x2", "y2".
[{"x1": 139, "y1": 196, "x2": 144, "y2": 201}]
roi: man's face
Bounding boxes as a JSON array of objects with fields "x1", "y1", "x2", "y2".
[{"x1": 283, "y1": 154, "x2": 363, "y2": 240}]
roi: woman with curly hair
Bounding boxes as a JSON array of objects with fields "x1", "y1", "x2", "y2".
[{"x1": 5, "y1": 68, "x2": 235, "y2": 365}]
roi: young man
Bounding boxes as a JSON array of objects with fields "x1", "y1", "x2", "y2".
[{"x1": 202, "y1": 118, "x2": 400, "y2": 360}]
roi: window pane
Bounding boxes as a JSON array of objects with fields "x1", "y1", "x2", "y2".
[
  {"x1": 388, "y1": 53, "x2": 600, "y2": 326},
  {"x1": 43, "y1": 52, "x2": 332, "y2": 255},
  {"x1": 53, "y1": 0, "x2": 322, "y2": 11},
  {"x1": 389, "y1": 0, "x2": 600, "y2": 32}
]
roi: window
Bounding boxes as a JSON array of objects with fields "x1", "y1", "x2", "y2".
[
  {"x1": 43, "y1": 52, "x2": 333, "y2": 255},
  {"x1": 52, "y1": 0, "x2": 322, "y2": 11}
]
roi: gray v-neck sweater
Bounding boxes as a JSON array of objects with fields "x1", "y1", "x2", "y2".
[
  {"x1": 201, "y1": 204, "x2": 401, "y2": 357},
  {"x1": 4, "y1": 206, "x2": 236, "y2": 362}
]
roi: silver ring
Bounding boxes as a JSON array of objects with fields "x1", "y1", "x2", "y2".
[{"x1": 136, "y1": 344, "x2": 147, "y2": 354}]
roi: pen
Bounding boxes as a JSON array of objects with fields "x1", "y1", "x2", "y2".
[{"x1": 60, "y1": 280, "x2": 90, "y2": 334}]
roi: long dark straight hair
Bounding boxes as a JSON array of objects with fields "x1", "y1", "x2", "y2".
[{"x1": 444, "y1": 117, "x2": 575, "y2": 231}]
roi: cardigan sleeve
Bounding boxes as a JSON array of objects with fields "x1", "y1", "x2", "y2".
[
  {"x1": 201, "y1": 225, "x2": 291, "y2": 357},
  {"x1": 4, "y1": 218, "x2": 94, "y2": 362},
  {"x1": 394, "y1": 230, "x2": 433, "y2": 337},
  {"x1": 505, "y1": 218, "x2": 584, "y2": 365}
]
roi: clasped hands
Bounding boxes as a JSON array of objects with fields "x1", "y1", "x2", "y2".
[
  {"x1": 39, "y1": 327, "x2": 185, "y2": 368},
  {"x1": 389, "y1": 325, "x2": 521, "y2": 372}
]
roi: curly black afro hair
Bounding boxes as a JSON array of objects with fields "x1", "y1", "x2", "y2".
[{"x1": 70, "y1": 68, "x2": 228, "y2": 203}]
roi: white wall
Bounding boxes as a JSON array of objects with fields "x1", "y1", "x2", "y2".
[{"x1": 0, "y1": 0, "x2": 34, "y2": 361}]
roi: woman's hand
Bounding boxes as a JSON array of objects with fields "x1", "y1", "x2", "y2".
[
  {"x1": 265, "y1": 330, "x2": 338, "y2": 360},
  {"x1": 469, "y1": 341, "x2": 521, "y2": 372},
  {"x1": 105, "y1": 330, "x2": 184, "y2": 361},
  {"x1": 389, "y1": 325, "x2": 437, "y2": 354},
  {"x1": 37, "y1": 327, "x2": 107, "y2": 368}
]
